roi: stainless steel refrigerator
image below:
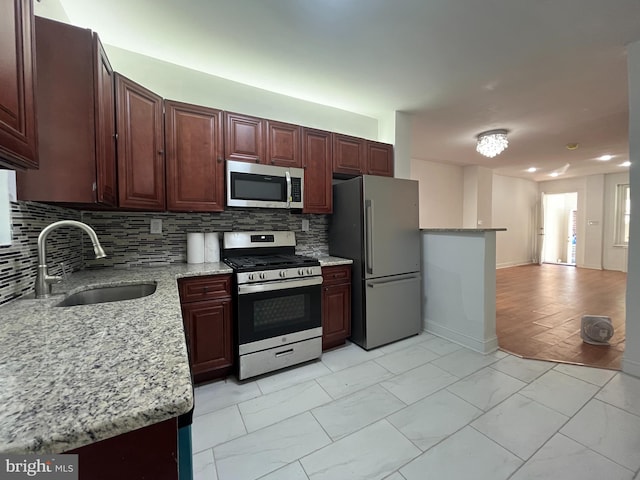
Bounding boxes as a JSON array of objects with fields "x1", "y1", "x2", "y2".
[{"x1": 329, "y1": 175, "x2": 421, "y2": 350}]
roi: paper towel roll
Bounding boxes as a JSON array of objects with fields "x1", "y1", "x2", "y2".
[
  {"x1": 187, "y1": 232, "x2": 205, "y2": 264},
  {"x1": 205, "y1": 232, "x2": 220, "y2": 263}
]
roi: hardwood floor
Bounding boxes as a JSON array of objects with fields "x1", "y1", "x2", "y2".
[{"x1": 496, "y1": 263, "x2": 626, "y2": 369}]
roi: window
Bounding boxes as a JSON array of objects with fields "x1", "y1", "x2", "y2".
[{"x1": 614, "y1": 183, "x2": 630, "y2": 245}]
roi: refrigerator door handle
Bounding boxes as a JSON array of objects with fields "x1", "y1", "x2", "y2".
[
  {"x1": 365, "y1": 199, "x2": 374, "y2": 274},
  {"x1": 367, "y1": 274, "x2": 420, "y2": 289}
]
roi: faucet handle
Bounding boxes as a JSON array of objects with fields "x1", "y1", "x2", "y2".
[{"x1": 59, "y1": 262, "x2": 69, "y2": 282}]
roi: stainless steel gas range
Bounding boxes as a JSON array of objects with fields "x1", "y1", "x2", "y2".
[{"x1": 222, "y1": 231, "x2": 323, "y2": 380}]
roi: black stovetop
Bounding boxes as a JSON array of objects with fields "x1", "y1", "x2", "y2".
[{"x1": 223, "y1": 253, "x2": 320, "y2": 272}]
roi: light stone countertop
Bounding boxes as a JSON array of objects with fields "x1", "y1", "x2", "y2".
[
  {"x1": 0, "y1": 262, "x2": 232, "y2": 454},
  {"x1": 420, "y1": 228, "x2": 507, "y2": 232},
  {"x1": 317, "y1": 256, "x2": 353, "y2": 267}
]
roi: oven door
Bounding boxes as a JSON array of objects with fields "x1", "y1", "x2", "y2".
[{"x1": 236, "y1": 276, "x2": 322, "y2": 347}]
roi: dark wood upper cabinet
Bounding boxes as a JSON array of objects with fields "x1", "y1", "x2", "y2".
[
  {"x1": 333, "y1": 133, "x2": 365, "y2": 177},
  {"x1": 0, "y1": 0, "x2": 38, "y2": 169},
  {"x1": 224, "y1": 112, "x2": 264, "y2": 163},
  {"x1": 366, "y1": 140, "x2": 394, "y2": 177},
  {"x1": 266, "y1": 120, "x2": 302, "y2": 167},
  {"x1": 16, "y1": 17, "x2": 117, "y2": 205},
  {"x1": 165, "y1": 100, "x2": 224, "y2": 212},
  {"x1": 115, "y1": 74, "x2": 165, "y2": 211},
  {"x1": 302, "y1": 128, "x2": 332, "y2": 214},
  {"x1": 94, "y1": 34, "x2": 118, "y2": 205}
]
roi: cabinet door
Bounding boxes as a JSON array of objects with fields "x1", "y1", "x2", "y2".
[
  {"x1": 182, "y1": 299, "x2": 233, "y2": 378},
  {"x1": 165, "y1": 100, "x2": 224, "y2": 212},
  {"x1": 333, "y1": 134, "x2": 364, "y2": 177},
  {"x1": 0, "y1": 0, "x2": 38, "y2": 169},
  {"x1": 366, "y1": 141, "x2": 394, "y2": 177},
  {"x1": 322, "y1": 283, "x2": 351, "y2": 351},
  {"x1": 266, "y1": 120, "x2": 301, "y2": 167},
  {"x1": 302, "y1": 128, "x2": 332, "y2": 214},
  {"x1": 224, "y1": 112, "x2": 264, "y2": 163},
  {"x1": 93, "y1": 33, "x2": 117, "y2": 205},
  {"x1": 116, "y1": 74, "x2": 165, "y2": 210}
]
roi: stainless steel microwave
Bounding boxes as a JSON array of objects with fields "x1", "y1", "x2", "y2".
[{"x1": 226, "y1": 160, "x2": 304, "y2": 209}]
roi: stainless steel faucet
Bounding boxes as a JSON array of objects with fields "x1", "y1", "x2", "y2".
[{"x1": 35, "y1": 220, "x2": 107, "y2": 298}]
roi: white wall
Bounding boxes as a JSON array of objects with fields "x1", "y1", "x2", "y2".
[
  {"x1": 603, "y1": 172, "x2": 630, "y2": 272},
  {"x1": 410, "y1": 159, "x2": 463, "y2": 228},
  {"x1": 462, "y1": 166, "x2": 493, "y2": 228},
  {"x1": 393, "y1": 112, "x2": 413, "y2": 179},
  {"x1": 624, "y1": 39, "x2": 640, "y2": 377},
  {"x1": 492, "y1": 174, "x2": 538, "y2": 268},
  {"x1": 104, "y1": 46, "x2": 379, "y2": 140}
]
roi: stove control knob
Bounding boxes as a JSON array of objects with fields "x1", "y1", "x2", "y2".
[
  {"x1": 248, "y1": 273, "x2": 255, "y2": 281},
  {"x1": 280, "y1": 271, "x2": 287, "y2": 278},
  {"x1": 259, "y1": 272, "x2": 266, "y2": 280},
  {"x1": 307, "y1": 268, "x2": 313, "y2": 275},
  {"x1": 298, "y1": 268, "x2": 305, "y2": 275}
]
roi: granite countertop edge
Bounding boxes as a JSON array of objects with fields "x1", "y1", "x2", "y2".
[
  {"x1": 0, "y1": 262, "x2": 232, "y2": 455},
  {"x1": 420, "y1": 228, "x2": 508, "y2": 232},
  {"x1": 0, "y1": 257, "x2": 352, "y2": 454}
]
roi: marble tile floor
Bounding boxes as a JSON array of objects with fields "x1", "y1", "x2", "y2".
[{"x1": 191, "y1": 334, "x2": 640, "y2": 480}]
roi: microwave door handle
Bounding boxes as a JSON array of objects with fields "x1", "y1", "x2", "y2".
[{"x1": 285, "y1": 170, "x2": 292, "y2": 207}]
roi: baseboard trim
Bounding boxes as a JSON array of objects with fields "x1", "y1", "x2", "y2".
[
  {"x1": 496, "y1": 261, "x2": 536, "y2": 269},
  {"x1": 424, "y1": 321, "x2": 498, "y2": 354},
  {"x1": 622, "y1": 356, "x2": 640, "y2": 379}
]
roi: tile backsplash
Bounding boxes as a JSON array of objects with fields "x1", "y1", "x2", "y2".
[
  {"x1": 0, "y1": 202, "x2": 82, "y2": 305},
  {"x1": 0, "y1": 202, "x2": 330, "y2": 305},
  {"x1": 81, "y1": 208, "x2": 329, "y2": 268}
]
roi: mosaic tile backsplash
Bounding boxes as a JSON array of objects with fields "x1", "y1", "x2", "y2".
[
  {"x1": 0, "y1": 202, "x2": 330, "y2": 305},
  {"x1": 82, "y1": 208, "x2": 329, "y2": 269},
  {"x1": 0, "y1": 202, "x2": 83, "y2": 305}
]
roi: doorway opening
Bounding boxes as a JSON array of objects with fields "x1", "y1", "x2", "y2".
[{"x1": 542, "y1": 192, "x2": 577, "y2": 265}]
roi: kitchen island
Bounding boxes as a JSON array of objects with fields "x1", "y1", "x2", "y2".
[
  {"x1": 0, "y1": 262, "x2": 232, "y2": 456},
  {"x1": 421, "y1": 228, "x2": 506, "y2": 354}
]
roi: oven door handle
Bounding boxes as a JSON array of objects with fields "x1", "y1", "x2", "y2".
[{"x1": 238, "y1": 276, "x2": 323, "y2": 295}]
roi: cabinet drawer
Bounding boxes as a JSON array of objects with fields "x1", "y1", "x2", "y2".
[
  {"x1": 322, "y1": 265, "x2": 351, "y2": 286},
  {"x1": 179, "y1": 274, "x2": 231, "y2": 302}
]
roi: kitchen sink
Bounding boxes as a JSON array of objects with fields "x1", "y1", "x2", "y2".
[{"x1": 55, "y1": 282, "x2": 157, "y2": 307}]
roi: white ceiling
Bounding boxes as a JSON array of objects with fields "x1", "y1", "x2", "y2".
[{"x1": 47, "y1": 0, "x2": 640, "y2": 181}]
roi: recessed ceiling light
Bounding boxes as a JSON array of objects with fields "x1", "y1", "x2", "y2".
[
  {"x1": 620, "y1": 161, "x2": 631, "y2": 167},
  {"x1": 550, "y1": 172, "x2": 559, "y2": 177},
  {"x1": 598, "y1": 154, "x2": 613, "y2": 161},
  {"x1": 527, "y1": 167, "x2": 537, "y2": 173},
  {"x1": 566, "y1": 143, "x2": 579, "y2": 150}
]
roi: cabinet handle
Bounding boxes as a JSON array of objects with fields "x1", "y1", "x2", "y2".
[
  {"x1": 217, "y1": 157, "x2": 223, "y2": 163},
  {"x1": 255, "y1": 158, "x2": 260, "y2": 163},
  {"x1": 158, "y1": 150, "x2": 164, "y2": 155}
]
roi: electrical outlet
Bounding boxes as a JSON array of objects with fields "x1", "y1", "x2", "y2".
[
  {"x1": 301, "y1": 218, "x2": 310, "y2": 232},
  {"x1": 150, "y1": 218, "x2": 162, "y2": 234}
]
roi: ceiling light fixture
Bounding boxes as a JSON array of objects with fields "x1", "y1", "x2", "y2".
[
  {"x1": 620, "y1": 161, "x2": 631, "y2": 167},
  {"x1": 549, "y1": 172, "x2": 559, "y2": 177},
  {"x1": 527, "y1": 167, "x2": 537, "y2": 173},
  {"x1": 598, "y1": 154, "x2": 613, "y2": 161},
  {"x1": 476, "y1": 129, "x2": 509, "y2": 158}
]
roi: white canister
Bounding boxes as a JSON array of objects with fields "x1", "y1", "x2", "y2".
[
  {"x1": 204, "y1": 232, "x2": 220, "y2": 263},
  {"x1": 186, "y1": 232, "x2": 205, "y2": 264}
]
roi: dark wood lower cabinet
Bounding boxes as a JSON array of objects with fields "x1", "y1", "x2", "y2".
[
  {"x1": 66, "y1": 417, "x2": 178, "y2": 480},
  {"x1": 322, "y1": 265, "x2": 352, "y2": 350},
  {"x1": 178, "y1": 275, "x2": 233, "y2": 383}
]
